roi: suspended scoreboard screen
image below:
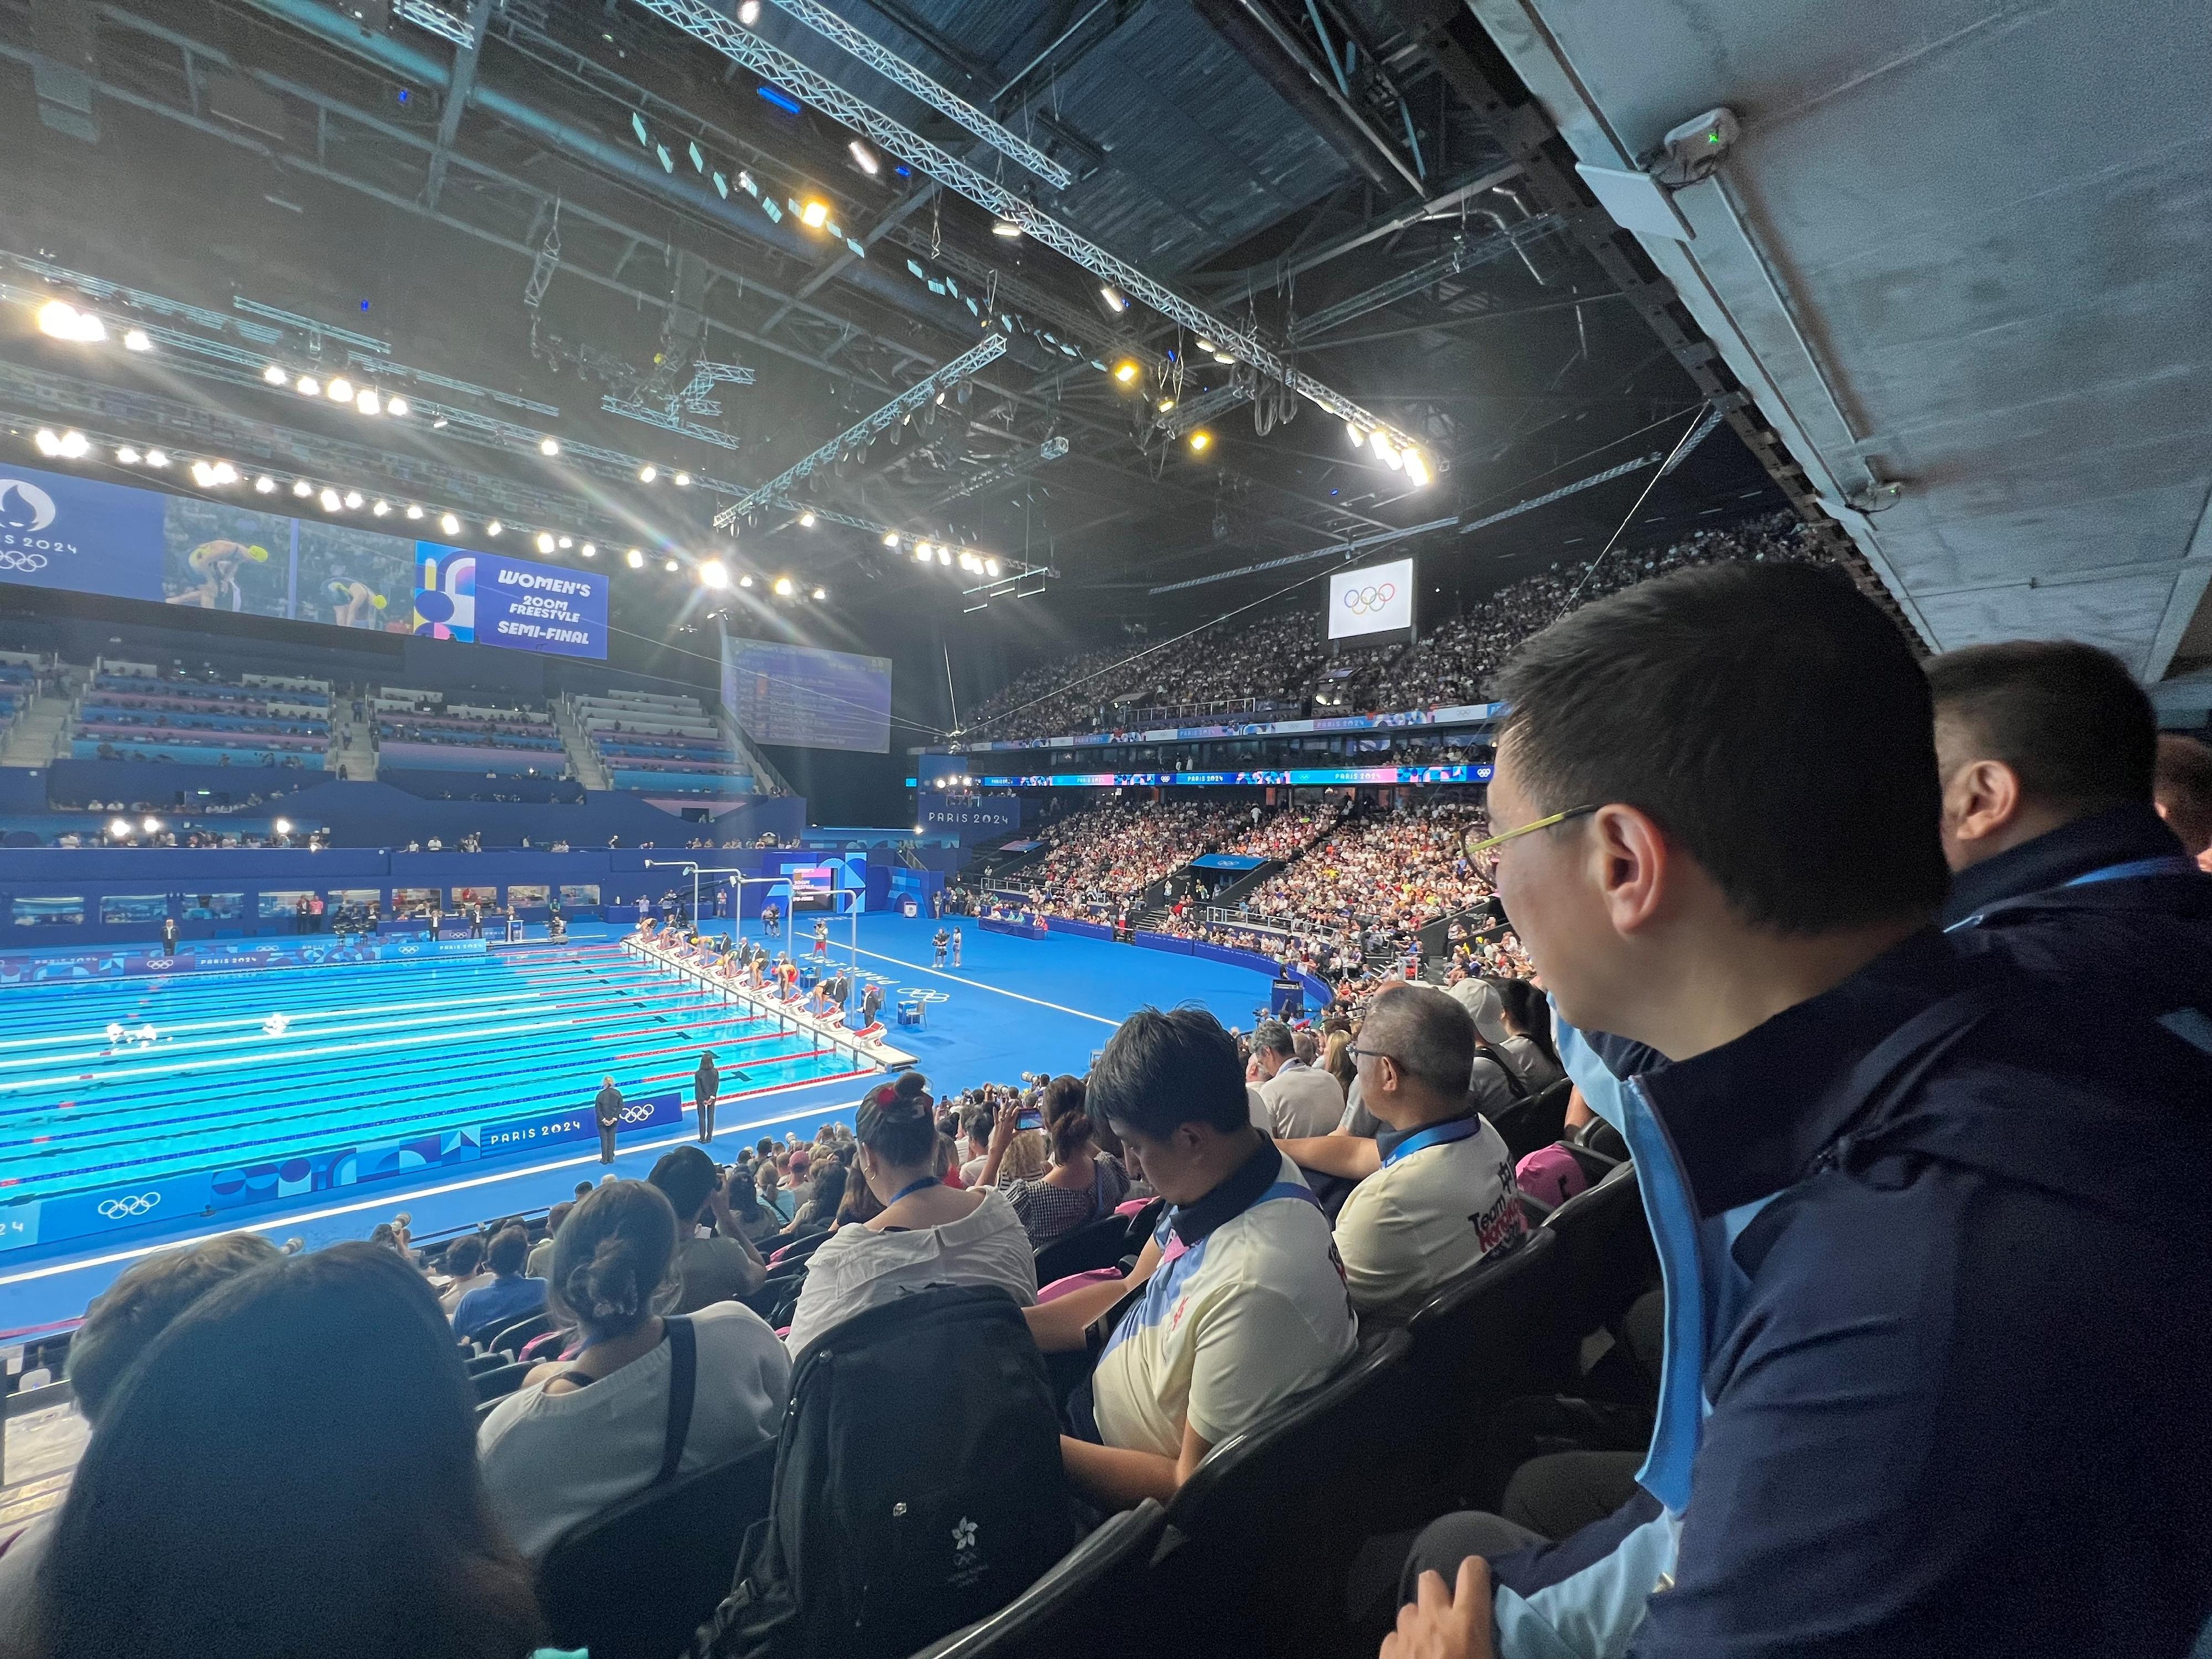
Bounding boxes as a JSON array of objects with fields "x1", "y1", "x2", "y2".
[
  {"x1": 721, "y1": 633, "x2": 892, "y2": 753},
  {"x1": 1327, "y1": 557, "x2": 1416, "y2": 641}
]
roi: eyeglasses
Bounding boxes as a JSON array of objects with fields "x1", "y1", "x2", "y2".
[
  {"x1": 1463, "y1": 805, "x2": 1598, "y2": 883},
  {"x1": 1344, "y1": 1044, "x2": 1394, "y2": 1068}
]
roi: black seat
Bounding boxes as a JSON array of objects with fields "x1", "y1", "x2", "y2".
[
  {"x1": 906, "y1": 1501, "x2": 1167, "y2": 1659},
  {"x1": 1489, "y1": 1076, "x2": 1574, "y2": 1163},
  {"x1": 487, "y1": 1310, "x2": 556, "y2": 1357},
  {"x1": 1032, "y1": 1212, "x2": 1134, "y2": 1284},
  {"x1": 1542, "y1": 1161, "x2": 1658, "y2": 1354},
  {"x1": 464, "y1": 1350, "x2": 510, "y2": 1377},
  {"x1": 1574, "y1": 1116, "x2": 1631, "y2": 1163},
  {"x1": 1405, "y1": 1227, "x2": 1563, "y2": 1405},
  {"x1": 471, "y1": 1360, "x2": 535, "y2": 1402},
  {"x1": 538, "y1": 1439, "x2": 778, "y2": 1659},
  {"x1": 1149, "y1": 1331, "x2": 1415, "y2": 1653}
]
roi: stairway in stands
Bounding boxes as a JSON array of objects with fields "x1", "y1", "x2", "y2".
[
  {"x1": 554, "y1": 700, "x2": 612, "y2": 789},
  {"x1": 0, "y1": 665, "x2": 82, "y2": 768},
  {"x1": 326, "y1": 694, "x2": 378, "y2": 780}
]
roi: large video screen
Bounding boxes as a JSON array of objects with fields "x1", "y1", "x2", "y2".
[
  {"x1": 412, "y1": 544, "x2": 607, "y2": 658},
  {"x1": 721, "y1": 633, "x2": 891, "y2": 753},
  {"x1": 1327, "y1": 557, "x2": 1415, "y2": 641},
  {"x1": 0, "y1": 461, "x2": 606, "y2": 659}
]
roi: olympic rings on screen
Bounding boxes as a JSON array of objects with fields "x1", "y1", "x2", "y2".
[
  {"x1": 97, "y1": 1192, "x2": 161, "y2": 1219},
  {"x1": 0, "y1": 552, "x2": 51, "y2": 572},
  {"x1": 1341, "y1": 581, "x2": 1397, "y2": 617}
]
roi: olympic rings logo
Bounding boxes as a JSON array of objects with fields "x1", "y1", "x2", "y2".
[
  {"x1": 1341, "y1": 582, "x2": 1397, "y2": 616},
  {"x1": 619, "y1": 1104, "x2": 656, "y2": 1123},
  {"x1": 97, "y1": 1193, "x2": 161, "y2": 1219},
  {"x1": 0, "y1": 551, "x2": 51, "y2": 572}
]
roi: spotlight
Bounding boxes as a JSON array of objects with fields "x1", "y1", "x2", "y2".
[
  {"x1": 191, "y1": 460, "x2": 217, "y2": 487},
  {"x1": 41, "y1": 429, "x2": 90, "y2": 459},
  {"x1": 738, "y1": 573, "x2": 754, "y2": 588},
  {"x1": 1196, "y1": 336, "x2": 1216, "y2": 352},
  {"x1": 539, "y1": 436, "x2": 561, "y2": 456},
  {"x1": 264, "y1": 364, "x2": 289, "y2": 384},
  {"x1": 1403, "y1": 448, "x2": 1433, "y2": 488},
  {"x1": 774, "y1": 576, "x2": 795, "y2": 596},
  {"x1": 33, "y1": 429, "x2": 60, "y2": 457},
  {"x1": 937, "y1": 546, "x2": 951, "y2": 565},
  {"x1": 985, "y1": 558, "x2": 1000, "y2": 577},
  {"x1": 849, "y1": 140, "x2": 879, "y2": 176},
  {"x1": 1189, "y1": 430, "x2": 1213, "y2": 453},
  {"x1": 812, "y1": 586, "x2": 826, "y2": 600},
  {"x1": 296, "y1": 374, "x2": 320, "y2": 397},
  {"x1": 1347, "y1": 420, "x2": 1364, "y2": 448},
  {"x1": 486, "y1": 519, "x2": 503, "y2": 536},
  {"x1": 387, "y1": 397, "x2": 410, "y2": 418},
  {"x1": 372, "y1": 498, "x2": 390, "y2": 515},
  {"x1": 109, "y1": 817, "x2": 132, "y2": 838},
  {"x1": 123, "y1": 328, "x2": 153, "y2": 352},
  {"x1": 1212, "y1": 351, "x2": 1235, "y2": 364},
  {"x1": 115, "y1": 445, "x2": 140, "y2": 464},
  {"x1": 664, "y1": 557, "x2": 679, "y2": 572},
  {"x1": 319, "y1": 487, "x2": 342, "y2": 511},
  {"x1": 1099, "y1": 285, "x2": 1127, "y2": 314},
  {"x1": 638, "y1": 463, "x2": 658, "y2": 482},
  {"x1": 558, "y1": 535, "x2": 572, "y2": 549},
  {"x1": 142, "y1": 816, "x2": 161, "y2": 833},
  {"x1": 625, "y1": 548, "x2": 645, "y2": 568},
  {"x1": 738, "y1": 0, "x2": 759, "y2": 19},
  {"x1": 1369, "y1": 430, "x2": 1395, "y2": 466},
  {"x1": 882, "y1": 531, "x2": 900, "y2": 548},
  {"x1": 992, "y1": 220, "x2": 1022, "y2": 238},
  {"x1": 354, "y1": 389, "x2": 379, "y2": 416},
  {"x1": 343, "y1": 490, "x2": 363, "y2": 509},
  {"x1": 1157, "y1": 398, "x2": 1175, "y2": 412},
  {"x1": 327, "y1": 377, "x2": 356, "y2": 403},
  {"x1": 800, "y1": 200, "x2": 830, "y2": 229},
  {"x1": 798, "y1": 510, "x2": 816, "y2": 528},
  {"x1": 581, "y1": 543, "x2": 597, "y2": 557},
  {"x1": 36, "y1": 300, "x2": 105, "y2": 342},
  {"x1": 406, "y1": 504, "x2": 424, "y2": 520},
  {"x1": 432, "y1": 416, "x2": 448, "y2": 430},
  {"x1": 700, "y1": 559, "x2": 730, "y2": 588},
  {"x1": 535, "y1": 531, "x2": 554, "y2": 552},
  {"x1": 144, "y1": 448, "x2": 169, "y2": 468},
  {"x1": 274, "y1": 818, "x2": 293, "y2": 836},
  {"x1": 914, "y1": 541, "x2": 931, "y2": 560},
  {"x1": 674, "y1": 472, "x2": 691, "y2": 487},
  {"x1": 255, "y1": 475, "x2": 276, "y2": 493},
  {"x1": 440, "y1": 512, "x2": 461, "y2": 534},
  {"x1": 1112, "y1": 359, "x2": 1140, "y2": 385},
  {"x1": 293, "y1": 478, "x2": 314, "y2": 498}
]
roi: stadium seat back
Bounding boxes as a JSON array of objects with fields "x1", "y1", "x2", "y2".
[
  {"x1": 471, "y1": 1360, "x2": 535, "y2": 1402},
  {"x1": 1489, "y1": 1077, "x2": 1574, "y2": 1162},
  {"x1": 1542, "y1": 1161, "x2": 1658, "y2": 1349},
  {"x1": 488, "y1": 1310, "x2": 556, "y2": 1357},
  {"x1": 905, "y1": 1501, "x2": 1168, "y2": 1659},
  {"x1": 539, "y1": 1439, "x2": 776, "y2": 1659},
  {"x1": 1031, "y1": 1213, "x2": 1133, "y2": 1284},
  {"x1": 1405, "y1": 1226, "x2": 1562, "y2": 1405}
]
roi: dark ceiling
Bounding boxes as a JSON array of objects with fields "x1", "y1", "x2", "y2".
[{"x1": 0, "y1": 0, "x2": 1785, "y2": 711}]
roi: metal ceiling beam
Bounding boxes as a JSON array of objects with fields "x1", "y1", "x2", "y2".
[
  {"x1": 419, "y1": 0, "x2": 492, "y2": 208},
  {"x1": 1286, "y1": 215, "x2": 1557, "y2": 342},
  {"x1": 627, "y1": 0, "x2": 1436, "y2": 461}
]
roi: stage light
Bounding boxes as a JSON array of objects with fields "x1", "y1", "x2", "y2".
[
  {"x1": 387, "y1": 396, "x2": 410, "y2": 418},
  {"x1": 123, "y1": 328, "x2": 153, "y2": 352},
  {"x1": 486, "y1": 519, "x2": 503, "y2": 535},
  {"x1": 1099, "y1": 285, "x2": 1126, "y2": 314},
  {"x1": 937, "y1": 546, "x2": 951, "y2": 565},
  {"x1": 580, "y1": 543, "x2": 597, "y2": 558},
  {"x1": 142, "y1": 816, "x2": 161, "y2": 833},
  {"x1": 274, "y1": 818, "x2": 293, "y2": 836},
  {"x1": 1195, "y1": 336, "x2": 1216, "y2": 352},
  {"x1": 664, "y1": 557, "x2": 680, "y2": 572},
  {"x1": 985, "y1": 558, "x2": 1000, "y2": 577},
  {"x1": 59, "y1": 430, "x2": 88, "y2": 458},
  {"x1": 319, "y1": 488, "x2": 342, "y2": 512},
  {"x1": 991, "y1": 220, "x2": 1023, "y2": 239},
  {"x1": 1157, "y1": 398, "x2": 1175, "y2": 412},
  {"x1": 539, "y1": 436, "x2": 561, "y2": 456},
  {"x1": 536, "y1": 531, "x2": 555, "y2": 552},
  {"x1": 774, "y1": 576, "x2": 795, "y2": 596},
  {"x1": 145, "y1": 448, "x2": 169, "y2": 468},
  {"x1": 116, "y1": 445, "x2": 140, "y2": 464},
  {"x1": 913, "y1": 540, "x2": 930, "y2": 560},
  {"x1": 1347, "y1": 421, "x2": 1364, "y2": 449},
  {"x1": 37, "y1": 300, "x2": 105, "y2": 342},
  {"x1": 108, "y1": 817, "x2": 132, "y2": 838},
  {"x1": 440, "y1": 512, "x2": 460, "y2": 534},
  {"x1": 558, "y1": 535, "x2": 572, "y2": 549},
  {"x1": 625, "y1": 548, "x2": 645, "y2": 568},
  {"x1": 355, "y1": 389, "x2": 380, "y2": 415},
  {"x1": 700, "y1": 559, "x2": 730, "y2": 588},
  {"x1": 264, "y1": 364, "x2": 289, "y2": 384},
  {"x1": 327, "y1": 377, "x2": 356, "y2": 403},
  {"x1": 883, "y1": 531, "x2": 900, "y2": 548},
  {"x1": 1369, "y1": 430, "x2": 1395, "y2": 466},
  {"x1": 255, "y1": 474, "x2": 276, "y2": 493},
  {"x1": 1403, "y1": 447, "x2": 1432, "y2": 487},
  {"x1": 674, "y1": 472, "x2": 691, "y2": 487},
  {"x1": 799, "y1": 510, "x2": 816, "y2": 528},
  {"x1": 638, "y1": 463, "x2": 658, "y2": 482},
  {"x1": 1212, "y1": 351, "x2": 1235, "y2": 364},
  {"x1": 812, "y1": 586, "x2": 826, "y2": 600},
  {"x1": 1112, "y1": 359, "x2": 1139, "y2": 385},
  {"x1": 849, "y1": 141, "x2": 879, "y2": 176},
  {"x1": 372, "y1": 499, "x2": 390, "y2": 515},
  {"x1": 738, "y1": 0, "x2": 759, "y2": 19},
  {"x1": 1189, "y1": 430, "x2": 1213, "y2": 453},
  {"x1": 293, "y1": 478, "x2": 313, "y2": 498},
  {"x1": 190, "y1": 460, "x2": 217, "y2": 487},
  {"x1": 406, "y1": 504, "x2": 424, "y2": 520},
  {"x1": 800, "y1": 200, "x2": 830, "y2": 230},
  {"x1": 296, "y1": 374, "x2": 320, "y2": 397},
  {"x1": 432, "y1": 416, "x2": 448, "y2": 429},
  {"x1": 738, "y1": 573, "x2": 754, "y2": 588},
  {"x1": 33, "y1": 429, "x2": 59, "y2": 457},
  {"x1": 343, "y1": 490, "x2": 363, "y2": 509}
]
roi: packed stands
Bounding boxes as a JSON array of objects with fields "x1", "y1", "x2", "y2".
[
  {"x1": 1023, "y1": 800, "x2": 1254, "y2": 915},
  {"x1": 372, "y1": 685, "x2": 568, "y2": 779},
  {"x1": 961, "y1": 512, "x2": 1821, "y2": 740},
  {"x1": 69, "y1": 658, "x2": 328, "y2": 770},
  {"x1": 567, "y1": 688, "x2": 754, "y2": 795}
]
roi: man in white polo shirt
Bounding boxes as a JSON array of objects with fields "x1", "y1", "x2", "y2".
[
  {"x1": 1333, "y1": 982, "x2": 1527, "y2": 1325},
  {"x1": 1026, "y1": 1006, "x2": 1358, "y2": 1509},
  {"x1": 1252, "y1": 1019, "x2": 1345, "y2": 1138}
]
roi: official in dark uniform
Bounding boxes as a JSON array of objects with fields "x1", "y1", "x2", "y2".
[
  {"x1": 594, "y1": 1076, "x2": 624, "y2": 1164},
  {"x1": 695, "y1": 1051, "x2": 719, "y2": 1144}
]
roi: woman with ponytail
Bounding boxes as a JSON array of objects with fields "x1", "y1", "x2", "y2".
[
  {"x1": 476, "y1": 1181, "x2": 789, "y2": 1558},
  {"x1": 784, "y1": 1072, "x2": 1037, "y2": 1362}
]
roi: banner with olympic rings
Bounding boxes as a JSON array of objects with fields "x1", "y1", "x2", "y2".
[{"x1": 1327, "y1": 556, "x2": 1415, "y2": 640}]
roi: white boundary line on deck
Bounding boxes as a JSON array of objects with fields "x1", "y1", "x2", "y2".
[
  {"x1": 0, "y1": 1082, "x2": 865, "y2": 1291},
  {"x1": 846, "y1": 946, "x2": 1119, "y2": 1028}
]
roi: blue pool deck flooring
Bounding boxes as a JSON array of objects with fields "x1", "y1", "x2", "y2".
[{"x1": 0, "y1": 914, "x2": 1281, "y2": 1335}]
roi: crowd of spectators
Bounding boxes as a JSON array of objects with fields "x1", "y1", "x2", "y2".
[{"x1": 959, "y1": 512, "x2": 1821, "y2": 741}]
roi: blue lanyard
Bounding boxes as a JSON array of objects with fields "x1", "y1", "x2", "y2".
[
  {"x1": 2064, "y1": 855, "x2": 2200, "y2": 886},
  {"x1": 888, "y1": 1176, "x2": 940, "y2": 1205},
  {"x1": 1380, "y1": 1115, "x2": 1483, "y2": 1167}
]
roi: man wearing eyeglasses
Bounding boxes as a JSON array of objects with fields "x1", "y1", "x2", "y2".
[{"x1": 1383, "y1": 564, "x2": 2212, "y2": 1659}]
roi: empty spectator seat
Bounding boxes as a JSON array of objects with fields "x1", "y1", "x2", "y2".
[{"x1": 907, "y1": 1500, "x2": 1168, "y2": 1659}]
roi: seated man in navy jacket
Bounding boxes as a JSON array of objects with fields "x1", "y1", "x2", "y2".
[{"x1": 1385, "y1": 566, "x2": 2212, "y2": 1659}]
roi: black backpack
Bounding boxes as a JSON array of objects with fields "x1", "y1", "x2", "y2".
[{"x1": 692, "y1": 1284, "x2": 1075, "y2": 1659}]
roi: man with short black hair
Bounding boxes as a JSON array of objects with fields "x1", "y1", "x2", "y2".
[
  {"x1": 648, "y1": 1146, "x2": 765, "y2": 1311},
  {"x1": 1388, "y1": 567, "x2": 2212, "y2": 1659},
  {"x1": 1251, "y1": 1019, "x2": 1344, "y2": 1138},
  {"x1": 1927, "y1": 639, "x2": 2212, "y2": 992},
  {"x1": 1026, "y1": 1006, "x2": 1356, "y2": 1509},
  {"x1": 451, "y1": 1225, "x2": 546, "y2": 1342}
]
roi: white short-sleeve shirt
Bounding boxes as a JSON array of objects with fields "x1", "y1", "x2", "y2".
[
  {"x1": 1333, "y1": 1114, "x2": 1528, "y2": 1326},
  {"x1": 1092, "y1": 1149, "x2": 1358, "y2": 1458},
  {"x1": 783, "y1": 1187, "x2": 1037, "y2": 1362}
]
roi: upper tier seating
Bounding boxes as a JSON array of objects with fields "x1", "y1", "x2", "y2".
[
  {"x1": 71, "y1": 659, "x2": 327, "y2": 770},
  {"x1": 372, "y1": 685, "x2": 567, "y2": 777},
  {"x1": 570, "y1": 689, "x2": 753, "y2": 795}
]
